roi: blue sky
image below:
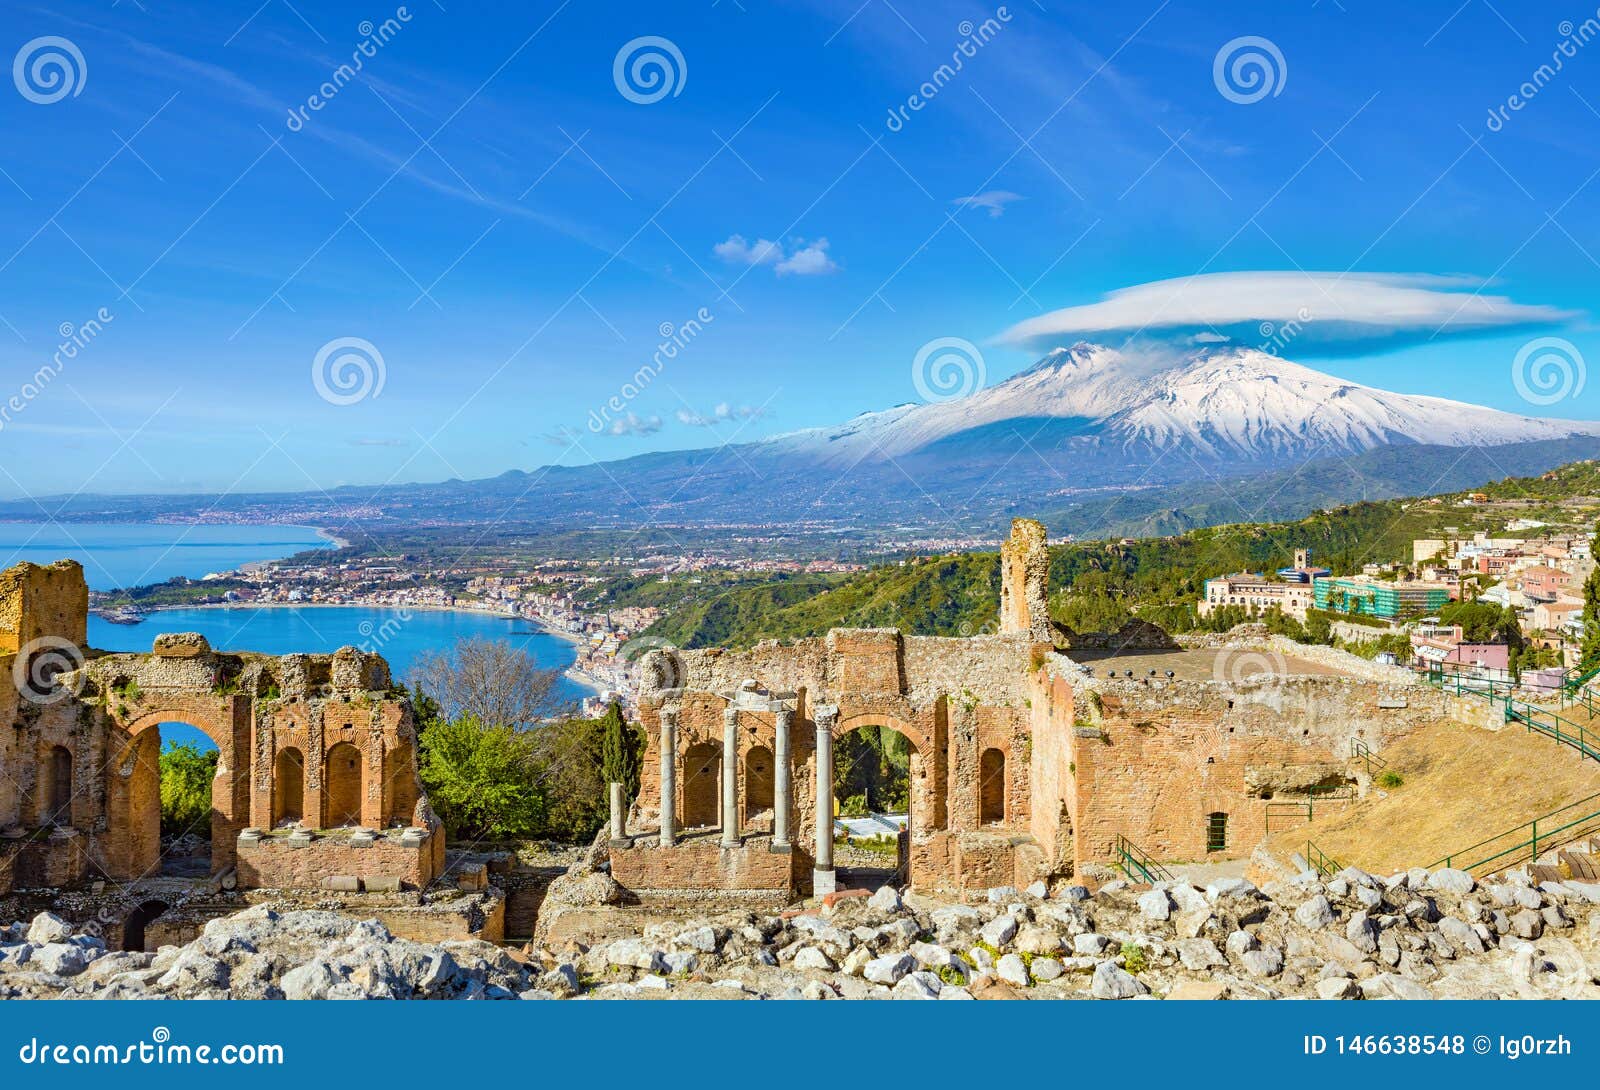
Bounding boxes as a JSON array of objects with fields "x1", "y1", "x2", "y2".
[{"x1": 1, "y1": 0, "x2": 1598, "y2": 496}]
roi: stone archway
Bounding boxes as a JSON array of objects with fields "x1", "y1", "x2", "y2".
[
  {"x1": 830, "y1": 717, "x2": 920, "y2": 891},
  {"x1": 121, "y1": 899, "x2": 170, "y2": 952},
  {"x1": 272, "y1": 748, "x2": 305, "y2": 827},
  {"x1": 107, "y1": 702, "x2": 241, "y2": 880}
]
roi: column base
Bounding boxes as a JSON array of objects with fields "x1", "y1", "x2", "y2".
[
  {"x1": 720, "y1": 837, "x2": 743, "y2": 849},
  {"x1": 813, "y1": 866, "x2": 837, "y2": 895},
  {"x1": 769, "y1": 841, "x2": 792, "y2": 854},
  {"x1": 609, "y1": 837, "x2": 633, "y2": 849}
]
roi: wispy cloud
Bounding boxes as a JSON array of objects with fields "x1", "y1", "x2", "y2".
[
  {"x1": 715, "y1": 234, "x2": 838, "y2": 276},
  {"x1": 675, "y1": 403, "x2": 768, "y2": 427},
  {"x1": 601, "y1": 412, "x2": 663, "y2": 437},
  {"x1": 714, "y1": 234, "x2": 782, "y2": 266},
  {"x1": 999, "y1": 271, "x2": 1579, "y2": 356},
  {"x1": 951, "y1": 190, "x2": 1023, "y2": 218}
]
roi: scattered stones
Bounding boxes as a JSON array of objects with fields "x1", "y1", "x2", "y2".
[{"x1": 1090, "y1": 960, "x2": 1148, "y2": 999}]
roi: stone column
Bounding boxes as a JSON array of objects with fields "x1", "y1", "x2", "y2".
[
  {"x1": 658, "y1": 708, "x2": 677, "y2": 847},
  {"x1": 773, "y1": 707, "x2": 792, "y2": 851},
  {"x1": 813, "y1": 704, "x2": 838, "y2": 894},
  {"x1": 608, "y1": 782, "x2": 627, "y2": 843},
  {"x1": 720, "y1": 705, "x2": 741, "y2": 848}
]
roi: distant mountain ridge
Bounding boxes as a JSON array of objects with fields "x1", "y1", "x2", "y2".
[{"x1": 8, "y1": 344, "x2": 1599, "y2": 538}]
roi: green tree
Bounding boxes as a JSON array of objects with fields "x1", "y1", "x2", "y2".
[
  {"x1": 418, "y1": 715, "x2": 547, "y2": 840},
  {"x1": 159, "y1": 742, "x2": 218, "y2": 839},
  {"x1": 598, "y1": 701, "x2": 642, "y2": 802},
  {"x1": 1581, "y1": 566, "x2": 1600, "y2": 674}
]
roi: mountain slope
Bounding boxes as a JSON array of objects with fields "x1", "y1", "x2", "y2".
[{"x1": 7, "y1": 344, "x2": 1597, "y2": 536}]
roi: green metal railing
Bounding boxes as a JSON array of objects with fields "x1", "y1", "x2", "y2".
[
  {"x1": 1429, "y1": 791, "x2": 1600, "y2": 876},
  {"x1": 1113, "y1": 834, "x2": 1174, "y2": 884},
  {"x1": 1306, "y1": 840, "x2": 1342, "y2": 878},
  {"x1": 1507, "y1": 701, "x2": 1600, "y2": 764},
  {"x1": 1351, "y1": 739, "x2": 1388, "y2": 776},
  {"x1": 1563, "y1": 663, "x2": 1600, "y2": 694},
  {"x1": 1265, "y1": 784, "x2": 1356, "y2": 833}
]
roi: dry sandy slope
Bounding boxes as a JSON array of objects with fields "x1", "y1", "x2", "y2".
[{"x1": 1266, "y1": 716, "x2": 1600, "y2": 874}]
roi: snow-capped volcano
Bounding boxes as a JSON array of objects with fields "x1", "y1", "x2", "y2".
[{"x1": 763, "y1": 343, "x2": 1600, "y2": 465}]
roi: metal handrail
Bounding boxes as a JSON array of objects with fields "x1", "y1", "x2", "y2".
[
  {"x1": 1113, "y1": 834, "x2": 1173, "y2": 884},
  {"x1": 1509, "y1": 701, "x2": 1600, "y2": 763},
  {"x1": 1306, "y1": 840, "x2": 1342, "y2": 878},
  {"x1": 1429, "y1": 791, "x2": 1600, "y2": 874},
  {"x1": 1351, "y1": 739, "x2": 1387, "y2": 775}
]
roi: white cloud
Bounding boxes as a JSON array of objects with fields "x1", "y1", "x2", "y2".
[
  {"x1": 775, "y1": 238, "x2": 838, "y2": 276},
  {"x1": 713, "y1": 234, "x2": 783, "y2": 266},
  {"x1": 714, "y1": 234, "x2": 838, "y2": 276},
  {"x1": 951, "y1": 190, "x2": 1023, "y2": 217},
  {"x1": 603, "y1": 413, "x2": 663, "y2": 437},
  {"x1": 676, "y1": 403, "x2": 768, "y2": 427},
  {"x1": 998, "y1": 271, "x2": 1578, "y2": 355}
]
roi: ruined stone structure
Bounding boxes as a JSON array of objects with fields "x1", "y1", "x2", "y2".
[
  {"x1": 0, "y1": 560, "x2": 442, "y2": 902},
  {"x1": 613, "y1": 519, "x2": 1458, "y2": 902}
]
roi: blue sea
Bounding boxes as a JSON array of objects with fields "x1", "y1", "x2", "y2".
[
  {"x1": 89, "y1": 607, "x2": 591, "y2": 751},
  {"x1": 0, "y1": 522, "x2": 331, "y2": 590},
  {"x1": 1, "y1": 523, "x2": 592, "y2": 751}
]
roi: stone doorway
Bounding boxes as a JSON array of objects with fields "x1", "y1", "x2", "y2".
[
  {"x1": 832, "y1": 724, "x2": 913, "y2": 890},
  {"x1": 121, "y1": 899, "x2": 170, "y2": 952}
]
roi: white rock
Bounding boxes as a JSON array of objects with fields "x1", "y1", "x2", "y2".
[
  {"x1": 1090, "y1": 960, "x2": 1148, "y2": 999},
  {"x1": 793, "y1": 947, "x2": 834, "y2": 972},
  {"x1": 1427, "y1": 868, "x2": 1476, "y2": 894},
  {"x1": 1138, "y1": 889, "x2": 1172, "y2": 921},
  {"x1": 979, "y1": 915, "x2": 1018, "y2": 949},
  {"x1": 606, "y1": 939, "x2": 667, "y2": 973},
  {"x1": 1316, "y1": 976, "x2": 1360, "y2": 999},
  {"x1": 1073, "y1": 933, "x2": 1112, "y2": 956},
  {"x1": 863, "y1": 952, "x2": 915, "y2": 985},
  {"x1": 1294, "y1": 895, "x2": 1336, "y2": 930},
  {"x1": 27, "y1": 913, "x2": 73, "y2": 946},
  {"x1": 31, "y1": 943, "x2": 87, "y2": 978},
  {"x1": 867, "y1": 885, "x2": 903, "y2": 914},
  {"x1": 892, "y1": 971, "x2": 942, "y2": 999},
  {"x1": 995, "y1": 953, "x2": 1030, "y2": 988},
  {"x1": 1030, "y1": 956, "x2": 1064, "y2": 982}
]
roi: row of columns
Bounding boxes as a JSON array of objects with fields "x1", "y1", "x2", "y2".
[{"x1": 654, "y1": 704, "x2": 831, "y2": 870}]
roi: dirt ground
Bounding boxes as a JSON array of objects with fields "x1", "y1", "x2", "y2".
[{"x1": 1265, "y1": 717, "x2": 1600, "y2": 874}]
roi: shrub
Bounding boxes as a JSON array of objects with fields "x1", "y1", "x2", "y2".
[
  {"x1": 1375, "y1": 770, "x2": 1404, "y2": 789},
  {"x1": 1120, "y1": 941, "x2": 1147, "y2": 974},
  {"x1": 159, "y1": 742, "x2": 218, "y2": 838}
]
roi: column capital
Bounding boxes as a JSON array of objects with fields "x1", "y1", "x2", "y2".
[
  {"x1": 813, "y1": 703, "x2": 839, "y2": 734},
  {"x1": 659, "y1": 706, "x2": 680, "y2": 730},
  {"x1": 773, "y1": 706, "x2": 794, "y2": 727},
  {"x1": 722, "y1": 704, "x2": 739, "y2": 729}
]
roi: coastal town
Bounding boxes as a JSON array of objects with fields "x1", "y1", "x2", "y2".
[{"x1": 89, "y1": 545, "x2": 869, "y2": 717}]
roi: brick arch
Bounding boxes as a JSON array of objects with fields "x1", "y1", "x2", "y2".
[
  {"x1": 834, "y1": 711, "x2": 926, "y2": 754},
  {"x1": 107, "y1": 698, "x2": 244, "y2": 877},
  {"x1": 119, "y1": 700, "x2": 236, "y2": 759}
]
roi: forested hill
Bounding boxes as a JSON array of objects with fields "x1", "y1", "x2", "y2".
[{"x1": 634, "y1": 459, "x2": 1599, "y2": 650}]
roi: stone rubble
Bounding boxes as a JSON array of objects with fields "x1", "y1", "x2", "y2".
[{"x1": 8, "y1": 863, "x2": 1600, "y2": 999}]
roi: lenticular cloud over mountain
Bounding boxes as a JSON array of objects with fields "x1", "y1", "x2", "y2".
[{"x1": 998, "y1": 271, "x2": 1577, "y2": 355}]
